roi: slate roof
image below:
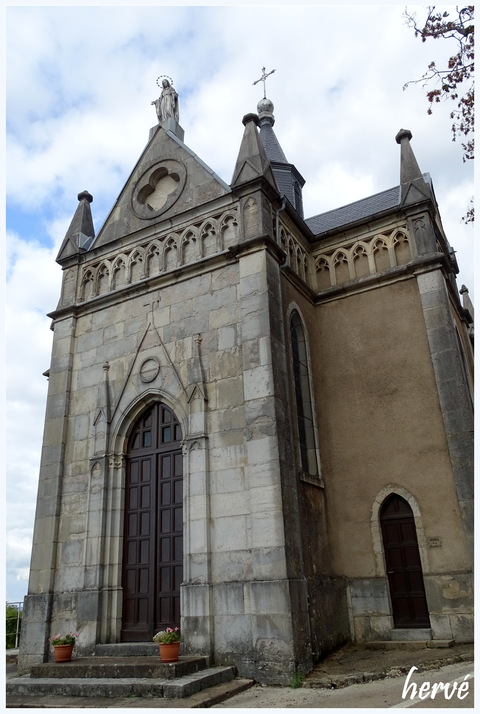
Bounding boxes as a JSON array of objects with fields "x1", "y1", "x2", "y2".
[
  {"x1": 258, "y1": 119, "x2": 305, "y2": 216},
  {"x1": 305, "y1": 185, "x2": 401, "y2": 236},
  {"x1": 273, "y1": 166, "x2": 299, "y2": 202},
  {"x1": 259, "y1": 122, "x2": 289, "y2": 163}
]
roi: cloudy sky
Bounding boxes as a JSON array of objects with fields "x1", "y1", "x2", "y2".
[{"x1": 5, "y1": 3, "x2": 474, "y2": 603}]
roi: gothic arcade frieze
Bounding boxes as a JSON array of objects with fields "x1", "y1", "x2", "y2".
[
  {"x1": 312, "y1": 225, "x2": 413, "y2": 291},
  {"x1": 276, "y1": 220, "x2": 415, "y2": 296},
  {"x1": 78, "y1": 208, "x2": 239, "y2": 302},
  {"x1": 277, "y1": 222, "x2": 312, "y2": 288}
]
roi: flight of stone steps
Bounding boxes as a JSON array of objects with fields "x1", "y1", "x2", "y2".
[{"x1": 7, "y1": 642, "x2": 254, "y2": 702}]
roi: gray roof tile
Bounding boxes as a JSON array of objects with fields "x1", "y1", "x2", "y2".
[
  {"x1": 306, "y1": 186, "x2": 401, "y2": 235},
  {"x1": 259, "y1": 123, "x2": 288, "y2": 163}
]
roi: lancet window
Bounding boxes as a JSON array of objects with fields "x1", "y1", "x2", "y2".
[{"x1": 290, "y1": 311, "x2": 319, "y2": 477}]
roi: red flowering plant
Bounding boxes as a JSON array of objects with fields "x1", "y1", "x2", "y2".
[
  {"x1": 49, "y1": 632, "x2": 78, "y2": 646},
  {"x1": 153, "y1": 627, "x2": 180, "y2": 644}
]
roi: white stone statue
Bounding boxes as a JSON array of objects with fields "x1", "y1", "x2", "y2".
[{"x1": 152, "y1": 79, "x2": 179, "y2": 123}]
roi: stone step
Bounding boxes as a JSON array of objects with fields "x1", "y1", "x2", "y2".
[
  {"x1": 6, "y1": 665, "x2": 236, "y2": 699},
  {"x1": 366, "y1": 641, "x2": 432, "y2": 650},
  {"x1": 426, "y1": 639, "x2": 455, "y2": 649},
  {"x1": 6, "y1": 649, "x2": 19, "y2": 664},
  {"x1": 30, "y1": 655, "x2": 209, "y2": 679},
  {"x1": 366, "y1": 639, "x2": 454, "y2": 650},
  {"x1": 95, "y1": 642, "x2": 161, "y2": 657},
  {"x1": 390, "y1": 628, "x2": 432, "y2": 641},
  {"x1": 6, "y1": 677, "x2": 256, "y2": 709}
]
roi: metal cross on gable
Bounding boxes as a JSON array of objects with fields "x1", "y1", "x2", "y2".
[{"x1": 253, "y1": 67, "x2": 276, "y2": 98}]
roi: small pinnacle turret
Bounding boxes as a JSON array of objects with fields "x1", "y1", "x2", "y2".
[
  {"x1": 395, "y1": 128, "x2": 432, "y2": 207},
  {"x1": 56, "y1": 190, "x2": 95, "y2": 263},
  {"x1": 396, "y1": 129, "x2": 423, "y2": 183},
  {"x1": 231, "y1": 112, "x2": 277, "y2": 189}
]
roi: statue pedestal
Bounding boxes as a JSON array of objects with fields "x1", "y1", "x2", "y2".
[{"x1": 150, "y1": 118, "x2": 184, "y2": 142}]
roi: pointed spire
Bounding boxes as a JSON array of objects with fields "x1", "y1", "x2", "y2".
[
  {"x1": 56, "y1": 191, "x2": 95, "y2": 263},
  {"x1": 231, "y1": 113, "x2": 278, "y2": 189},
  {"x1": 256, "y1": 97, "x2": 306, "y2": 217},
  {"x1": 395, "y1": 129, "x2": 431, "y2": 206},
  {"x1": 396, "y1": 129, "x2": 422, "y2": 183},
  {"x1": 257, "y1": 98, "x2": 288, "y2": 163}
]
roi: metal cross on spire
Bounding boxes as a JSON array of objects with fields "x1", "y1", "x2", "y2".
[{"x1": 253, "y1": 67, "x2": 276, "y2": 98}]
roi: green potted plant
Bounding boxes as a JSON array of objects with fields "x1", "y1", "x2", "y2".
[
  {"x1": 49, "y1": 632, "x2": 78, "y2": 662},
  {"x1": 153, "y1": 627, "x2": 181, "y2": 662}
]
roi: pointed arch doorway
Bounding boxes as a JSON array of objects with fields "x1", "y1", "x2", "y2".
[
  {"x1": 121, "y1": 402, "x2": 183, "y2": 641},
  {"x1": 380, "y1": 494, "x2": 430, "y2": 628}
]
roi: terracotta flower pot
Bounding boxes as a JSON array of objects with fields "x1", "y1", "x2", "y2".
[
  {"x1": 53, "y1": 644, "x2": 74, "y2": 662},
  {"x1": 159, "y1": 641, "x2": 180, "y2": 662}
]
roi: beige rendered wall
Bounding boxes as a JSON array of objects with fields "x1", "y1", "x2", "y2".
[
  {"x1": 282, "y1": 272, "x2": 472, "y2": 643},
  {"x1": 311, "y1": 277, "x2": 469, "y2": 574}
]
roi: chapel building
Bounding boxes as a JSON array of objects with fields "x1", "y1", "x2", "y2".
[{"x1": 18, "y1": 88, "x2": 474, "y2": 683}]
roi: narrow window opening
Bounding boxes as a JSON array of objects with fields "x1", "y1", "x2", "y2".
[{"x1": 290, "y1": 312, "x2": 318, "y2": 476}]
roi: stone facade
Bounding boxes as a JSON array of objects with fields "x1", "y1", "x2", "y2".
[{"x1": 19, "y1": 106, "x2": 473, "y2": 682}]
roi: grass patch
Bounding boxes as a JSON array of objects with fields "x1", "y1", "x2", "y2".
[{"x1": 289, "y1": 673, "x2": 305, "y2": 689}]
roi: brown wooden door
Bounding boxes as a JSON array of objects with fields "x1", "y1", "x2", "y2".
[
  {"x1": 121, "y1": 403, "x2": 183, "y2": 641},
  {"x1": 380, "y1": 494, "x2": 430, "y2": 628}
]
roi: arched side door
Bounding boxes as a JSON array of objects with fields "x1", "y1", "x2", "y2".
[
  {"x1": 380, "y1": 494, "x2": 430, "y2": 628},
  {"x1": 121, "y1": 403, "x2": 183, "y2": 641}
]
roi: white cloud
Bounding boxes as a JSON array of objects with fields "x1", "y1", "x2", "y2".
[
  {"x1": 304, "y1": 162, "x2": 376, "y2": 216},
  {"x1": 5, "y1": 231, "x2": 61, "y2": 600},
  {"x1": 6, "y1": 530, "x2": 34, "y2": 603},
  {"x1": 5, "y1": 4, "x2": 474, "y2": 601}
]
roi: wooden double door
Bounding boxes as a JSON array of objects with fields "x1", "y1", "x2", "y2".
[
  {"x1": 121, "y1": 403, "x2": 183, "y2": 641},
  {"x1": 380, "y1": 494, "x2": 430, "y2": 628}
]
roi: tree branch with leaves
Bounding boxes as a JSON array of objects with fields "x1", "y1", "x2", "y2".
[
  {"x1": 404, "y1": 5, "x2": 474, "y2": 161},
  {"x1": 403, "y1": 6, "x2": 474, "y2": 222}
]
